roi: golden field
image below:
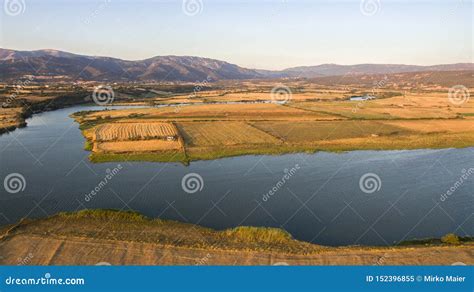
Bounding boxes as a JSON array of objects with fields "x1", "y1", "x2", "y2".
[
  {"x1": 71, "y1": 84, "x2": 474, "y2": 163},
  {"x1": 94, "y1": 122, "x2": 178, "y2": 141},
  {"x1": 176, "y1": 121, "x2": 281, "y2": 146},
  {"x1": 82, "y1": 122, "x2": 184, "y2": 154},
  {"x1": 0, "y1": 107, "x2": 25, "y2": 133},
  {"x1": 96, "y1": 140, "x2": 182, "y2": 153}
]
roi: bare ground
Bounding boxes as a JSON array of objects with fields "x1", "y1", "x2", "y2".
[
  {"x1": 1, "y1": 234, "x2": 473, "y2": 265},
  {"x1": 0, "y1": 210, "x2": 472, "y2": 266}
]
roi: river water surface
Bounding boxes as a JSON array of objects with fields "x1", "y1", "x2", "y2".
[{"x1": 0, "y1": 105, "x2": 472, "y2": 246}]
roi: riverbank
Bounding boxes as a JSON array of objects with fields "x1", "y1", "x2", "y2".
[
  {"x1": 0, "y1": 92, "x2": 89, "y2": 135},
  {"x1": 0, "y1": 210, "x2": 472, "y2": 265},
  {"x1": 71, "y1": 100, "x2": 474, "y2": 163}
]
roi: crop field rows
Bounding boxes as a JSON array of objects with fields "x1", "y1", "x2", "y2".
[
  {"x1": 72, "y1": 89, "x2": 474, "y2": 162},
  {"x1": 176, "y1": 121, "x2": 281, "y2": 146},
  {"x1": 94, "y1": 122, "x2": 179, "y2": 142}
]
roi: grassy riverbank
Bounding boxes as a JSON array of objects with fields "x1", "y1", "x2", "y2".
[
  {"x1": 71, "y1": 94, "x2": 474, "y2": 163},
  {"x1": 0, "y1": 209, "x2": 472, "y2": 265}
]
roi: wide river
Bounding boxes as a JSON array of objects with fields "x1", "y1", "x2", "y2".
[{"x1": 0, "y1": 105, "x2": 472, "y2": 246}]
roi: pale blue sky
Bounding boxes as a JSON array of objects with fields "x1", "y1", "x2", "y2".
[{"x1": 0, "y1": 0, "x2": 472, "y2": 70}]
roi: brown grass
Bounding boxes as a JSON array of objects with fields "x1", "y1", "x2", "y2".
[
  {"x1": 177, "y1": 121, "x2": 281, "y2": 146},
  {"x1": 250, "y1": 120, "x2": 414, "y2": 142},
  {"x1": 96, "y1": 140, "x2": 182, "y2": 153},
  {"x1": 0, "y1": 210, "x2": 472, "y2": 265},
  {"x1": 384, "y1": 120, "x2": 474, "y2": 133},
  {"x1": 0, "y1": 107, "x2": 24, "y2": 131},
  {"x1": 94, "y1": 122, "x2": 178, "y2": 141}
]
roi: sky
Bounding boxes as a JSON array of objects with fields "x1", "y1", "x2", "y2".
[{"x1": 0, "y1": 0, "x2": 472, "y2": 70}]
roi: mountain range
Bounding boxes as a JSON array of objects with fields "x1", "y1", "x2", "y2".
[{"x1": 0, "y1": 48, "x2": 472, "y2": 82}]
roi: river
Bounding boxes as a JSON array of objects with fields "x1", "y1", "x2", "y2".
[{"x1": 0, "y1": 105, "x2": 472, "y2": 246}]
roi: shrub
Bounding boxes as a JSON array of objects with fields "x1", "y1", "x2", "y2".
[{"x1": 441, "y1": 233, "x2": 460, "y2": 245}]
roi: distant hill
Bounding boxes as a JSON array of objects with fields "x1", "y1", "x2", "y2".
[
  {"x1": 0, "y1": 49, "x2": 262, "y2": 82},
  {"x1": 0, "y1": 48, "x2": 472, "y2": 82},
  {"x1": 305, "y1": 70, "x2": 474, "y2": 88},
  {"x1": 282, "y1": 63, "x2": 474, "y2": 78}
]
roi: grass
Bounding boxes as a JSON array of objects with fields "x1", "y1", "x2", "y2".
[
  {"x1": 60, "y1": 209, "x2": 148, "y2": 222},
  {"x1": 90, "y1": 151, "x2": 188, "y2": 163},
  {"x1": 69, "y1": 90, "x2": 474, "y2": 163},
  {"x1": 224, "y1": 226, "x2": 293, "y2": 243},
  {"x1": 94, "y1": 122, "x2": 178, "y2": 142},
  {"x1": 176, "y1": 121, "x2": 281, "y2": 146},
  {"x1": 250, "y1": 120, "x2": 415, "y2": 142},
  {"x1": 84, "y1": 140, "x2": 93, "y2": 151},
  {"x1": 37, "y1": 209, "x2": 324, "y2": 254},
  {"x1": 16, "y1": 209, "x2": 474, "y2": 254},
  {"x1": 397, "y1": 234, "x2": 473, "y2": 246}
]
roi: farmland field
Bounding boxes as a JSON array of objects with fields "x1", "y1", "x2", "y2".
[
  {"x1": 250, "y1": 120, "x2": 415, "y2": 143},
  {"x1": 70, "y1": 84, "x2": 474, "y2": 163},
  {"x1": 176, "y1": 121, "x2": 281, "y2": 146},
  {"x1": 96, "y1": 140, "x2": 182, "y2": 153},
  {"x1": 0, "y1": 107, "x2": 24, "y2": 133},
  {"x1": 94, "y1": 122, "x2": 178, "y2": 141}
]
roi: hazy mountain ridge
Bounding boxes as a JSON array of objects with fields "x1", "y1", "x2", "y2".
[
  {"x1": 283, "y1": 63, "x2": 474, "y2": 78},
  {"x1": 0, "y1": 48, "x2": 472, "y2": 82}
]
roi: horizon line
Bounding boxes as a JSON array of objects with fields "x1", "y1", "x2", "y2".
[{"x1": 1, "y1": 47, "x2": 472, "y2": 71}]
